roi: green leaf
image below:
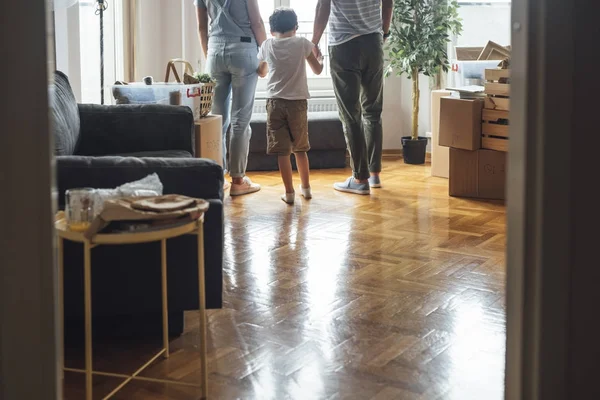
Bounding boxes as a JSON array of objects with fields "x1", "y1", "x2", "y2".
[{"x1": 385, "y1": 0, "x2": 463, "y2": 119}]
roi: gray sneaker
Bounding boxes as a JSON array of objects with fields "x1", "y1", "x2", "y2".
[
  {"x1": 333, "y1": 177, "x2": 370, "y2": 195},
  {"x1": 368, "y1": 175, "x2": 382, "y2": 188}
]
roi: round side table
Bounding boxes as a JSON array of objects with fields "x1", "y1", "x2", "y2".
[{"x1": 55, "y1": 213, "x2": 209, "y2": 400}]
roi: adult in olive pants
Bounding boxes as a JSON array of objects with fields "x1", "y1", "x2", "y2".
[{"x1": 330, "y1": 33, "x2": 384, "y2": 182}]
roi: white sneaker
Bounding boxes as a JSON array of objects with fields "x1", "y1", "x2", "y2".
[
  {"x1": 230, "y1": 177, "x2": 261, "y2": 196},
  {"x1": 281, "y1": 192, "x2": 295, "y2": 204},
  {"x1": 299, "y1": 185, "x2": 312, "y2": 199}
]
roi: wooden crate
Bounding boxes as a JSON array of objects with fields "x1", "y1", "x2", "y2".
[
  {"x1": 484, "y1": 69, "x2": 510, "y2": 98},
  {"x1": 485, "y1": 68, "x2": 510, "y2": 81},
  {"x1": 482, "y1": 108, "x2": 509, "y2": 152},
  {"x1": 484, "y1": 96, "x2": 510, "y2": 111},
  {"x1": 483, "y1": 69, "x2": 510, "y2": 152}
]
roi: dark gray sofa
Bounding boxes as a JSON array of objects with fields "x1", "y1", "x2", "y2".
[
  {"x1": 247, "y1": 111, "x2": 347, "y2": 171},
  {"x1": 51, "y1": 71, "x2": 224, "y2": 338}
]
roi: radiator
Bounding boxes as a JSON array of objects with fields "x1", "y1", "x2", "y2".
[{"x1": 253, "y1": 98, "x2": 338, "y2": 114}]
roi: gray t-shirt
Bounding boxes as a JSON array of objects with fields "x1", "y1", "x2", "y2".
[
  {"x1": 195, "y1": 0, "x2": 254, "y2": 40},
  {"x1": 258, "y1": 36, "x2": 314, "y2": 100},
  {"x1": 329, "y1": 0, "x2": 382, "y2": 46}
]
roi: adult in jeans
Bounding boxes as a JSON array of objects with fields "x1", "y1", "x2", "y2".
[
  {"x1": 196, "y1": 0, "x2": 267, "y2": 196},
  {"x1": 312, "y1": 0, "x2": 393, "y2": 195}
]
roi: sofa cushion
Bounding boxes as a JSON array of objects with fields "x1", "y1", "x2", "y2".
[
  {"x1": 246, "y1": 149, "x2": 347, "y2": 171},
  {"x1": 113, "y1": 150, "x2": 193, "y2": 158},
  {"x1": 50, "y1": 71, "x2": 81, "y2": 155},
  {"x1": 249, "y1": 111, "x2": 346, "y2": 153},
  {"x1": 56, "y1": 155, "x2": 224, "y2": 203}
]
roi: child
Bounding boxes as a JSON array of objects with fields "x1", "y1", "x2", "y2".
[{"x1": 257, "y1": 8, "x2": 324, "y2": 204}]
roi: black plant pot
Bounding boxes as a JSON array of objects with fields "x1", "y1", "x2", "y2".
[{"x1": 401, "y1": 136, "x2": 428, "y2": 165}]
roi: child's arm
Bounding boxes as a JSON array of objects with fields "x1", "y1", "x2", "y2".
[
  {"x1": 307, "y1": 53, "x2": 324, "y2": 76},
  {"x1": 257, "y1": 61, "x2": 268, "y2": 78}
]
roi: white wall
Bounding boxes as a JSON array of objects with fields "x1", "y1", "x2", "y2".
[
  {"x1": 54, "y1": 5, "x2": 82, "y2": 101},
  {"x1": 384, "y1": 3, "x2": 511, "y2": 150},
  {"x1": 382, "y1": 74, "x2": 432, "y2": 150},
  {"x1": 135, "y1": 0, "x2": 203, "y2": 82},
  {"x1": 382, "y1": 75, "x2": 403, "y2": 149}
]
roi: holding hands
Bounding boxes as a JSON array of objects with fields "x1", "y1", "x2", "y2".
[{"x1": 313, "y1": 44, "x2": 324, "y2": 63}]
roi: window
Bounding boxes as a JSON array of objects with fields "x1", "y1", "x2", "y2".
[
  {"x1": 78, "y1": 0, "x2": 124, "y2": 104},
  {"x1": 290, "y1": 0, "x2": 330, "y2": 80},
  {"x1": 453, "y1": 1, "x2": 511, "y2": 49},
  {"x1": 257, "y1": 0, "x2": 275, "y2": 27},
  {"x1": 256, "y1": 0, "x2": 332, "y2": 96}
]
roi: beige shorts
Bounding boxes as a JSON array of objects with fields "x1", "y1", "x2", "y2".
[{"x1": 266, "y1": 99, "x2": 310, "y2": 156}]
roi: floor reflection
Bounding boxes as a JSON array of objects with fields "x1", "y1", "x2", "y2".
[
  {"x1": 216, "y1": 164, "x2": 507, "y2": 399},
  {"x1": 64, "y1": 163, "x2": 507, "y2": 399}
]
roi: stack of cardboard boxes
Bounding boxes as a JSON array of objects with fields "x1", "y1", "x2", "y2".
[{"x1": 439, "y1": 67, "x2": 510, "y2": 201}]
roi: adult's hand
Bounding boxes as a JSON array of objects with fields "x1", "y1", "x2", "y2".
[
  {"x1": 383, "y1": 0, "x2": 393, "y2": 43},
  {"x1": 313, "y1": 44, "x2": 323, "y2": 60}
]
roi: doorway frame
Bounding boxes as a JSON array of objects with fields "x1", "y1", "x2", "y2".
[
  {"x1": 503, "y1": 0, "x2": 600, "y2": 398},
  {"x1": 2, "y1": 0, "x2": 597, "y2": 399},
  {"x1": 0, "y1": 0, "x2": 61, "y2": 399}
]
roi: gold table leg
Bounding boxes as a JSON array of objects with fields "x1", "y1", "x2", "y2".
[
  {"x1": 197, "y1": 222, "x2": 208, "y2": 399},
  {"x1": 84, "y1": 240, "x2": 93, "y2": 400},
  {"x1": 61, "y1": 219, "x2": 209, "y2": 399},
  {"x1": 58, "y1": 238, "x2": 64, "y2": 382},
  {"x1": 161, "y1": 239, "x2": 170, "y2": 358}
]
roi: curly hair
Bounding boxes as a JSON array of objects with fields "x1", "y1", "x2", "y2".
[{"x1": 269, "y1": 8, "x2": 298, "y2": 34}]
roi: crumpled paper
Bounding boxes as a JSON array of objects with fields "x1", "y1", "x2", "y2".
[{"x1": 94, "y1": 174, "x2": 163, "y2": 216}]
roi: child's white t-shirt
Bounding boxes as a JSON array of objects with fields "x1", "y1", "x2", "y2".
[{"x1": 258, "y1": 36, "x2": 314, "y2": 100}]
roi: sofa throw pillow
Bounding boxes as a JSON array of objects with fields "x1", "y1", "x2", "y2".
[{"x1": 50, "y1": 71, "x2": 81, "y2": 155}]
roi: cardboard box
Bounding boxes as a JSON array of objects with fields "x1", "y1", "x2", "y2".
[
  {"x1": 455, "y1": 46, "x2": 484, "y2": 61},
  {"x1": 477, "y1": 41, "x2": 511, "y2": 61},
  {"x1": 439, "y1": 97, "x2": 484, "y2": 151},
  {"x1": 449, "y1": 148, "x2": 506, "y2": 200},
  {"x1": 194, "y1": 115, "x2": 223, "y2": 166},
  {"x1": 431, "y1": 90, "x2": 452, "y2": 178}
]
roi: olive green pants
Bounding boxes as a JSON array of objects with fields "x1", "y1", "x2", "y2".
[{"x1": 330, "y1": 33, "x2": 384, "y2": 180}]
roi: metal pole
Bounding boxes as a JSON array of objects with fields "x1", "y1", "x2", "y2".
[
  {"x1": 99, "y1": 0, "x2": 104, "y2": 104},
  {"x1": 96, "y1": 0, "x2": 107, "y2": 104}
]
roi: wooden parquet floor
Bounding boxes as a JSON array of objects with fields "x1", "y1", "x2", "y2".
[{"x1": 63, "y1": 159, "x2": 506, "y2": 400}]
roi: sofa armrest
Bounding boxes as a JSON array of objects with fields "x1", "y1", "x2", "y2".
[
  {"x1": 58, "y1": 156, "x2": 225, "y2": 313},
  {"x1": 56, "y1": 155, "x2": 223, "y2": 207},
  {"x1": 76, "y1": 104, "x2": 195, "y2": 156}
]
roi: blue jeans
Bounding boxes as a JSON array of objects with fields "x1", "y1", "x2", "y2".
[{"x1": 206, "y1": 38, "x2": 259, "y2": 178}]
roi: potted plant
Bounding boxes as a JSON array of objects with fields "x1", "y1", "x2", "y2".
[{"x1": 386, "y1": 0, "x2": 462, "y2": 164}]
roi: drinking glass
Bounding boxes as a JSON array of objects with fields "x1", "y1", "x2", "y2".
[{"x1": 65, "y1": 188, "x2": 96, "y2": 232}]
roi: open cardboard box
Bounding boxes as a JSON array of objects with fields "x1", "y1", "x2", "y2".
[
  {"x1": 455, "y1": 41, "x2": 511, "y2": 62},
  {"x1": 478, "y1": 41, "x2": 511, "y2": 60}
]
